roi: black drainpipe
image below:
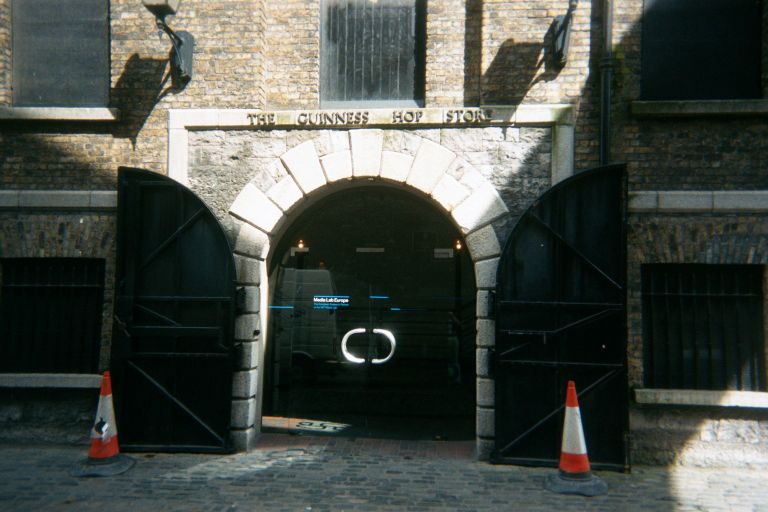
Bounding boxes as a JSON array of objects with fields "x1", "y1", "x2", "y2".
[{"x1": 599, "y1": 0, "x2": 614, "y2": 166}]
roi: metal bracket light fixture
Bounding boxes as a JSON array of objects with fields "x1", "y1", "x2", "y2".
[
  {"x1": 552, "y1": 0, "x2": 578, "y2": 68},
  {"x1": 142, "y1": 0, "x2": 194, "y2": 85}
]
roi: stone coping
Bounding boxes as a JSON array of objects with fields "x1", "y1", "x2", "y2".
[
  {"x1": 631, "y1": 100, "x2": 768, "y2": 118},
  {"x1": 168, "y1": 104, "x2": 575, "y2": 130},
  {"x1": 629, "y1": 191, "x2": 768, "y2": 212},
  {"x1": 0, "y1": 107, "x2": 120, "y2": 122},
  {"x1": 635, "y1": 388, "x2": 768, "y2": 409},
  {"x1": 0, "y1": 373, "x2": 102, "y2": 388},
  {"x1": 0, "y1": 190, "x2": 117, "y2": 209}
]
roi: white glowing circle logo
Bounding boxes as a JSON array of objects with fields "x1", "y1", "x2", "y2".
[{"x1": 340, "y1": 328, "x2": 396, "y2": 364}]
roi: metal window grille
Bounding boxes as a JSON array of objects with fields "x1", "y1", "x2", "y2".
[
  {"x1": 642, "y1": 264, "x2": 766, "y2": 391},
  {"x1": 320, "y1": 0, "x2": 426, "y2": 106},
  {"x1": 0, "y1": 258, "x2": 105, "y2": 373},
  {"x1": 12, "y1": 0, "x2": 110, "y2": 107}
]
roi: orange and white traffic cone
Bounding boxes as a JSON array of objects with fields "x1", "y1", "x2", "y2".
[
  {"x1": 72, "y1": 371, "x2": 135, "y2": 477},
  {"x1": 545, "y1": 380, "x2": 607, "y2": 496}
]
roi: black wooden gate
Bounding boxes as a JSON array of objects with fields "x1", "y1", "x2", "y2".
[
  {"x1": 492, "y1": 164, "x2": 628, "y2": 471},
  {"x1": 112, "y1": 167, "x2": 236, "y2": 452}
]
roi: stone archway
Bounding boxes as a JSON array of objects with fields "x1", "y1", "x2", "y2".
[{"x1": 226, "y1": 130, "x2": 508, "y2": 455}]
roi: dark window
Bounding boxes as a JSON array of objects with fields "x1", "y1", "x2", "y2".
[
  {"x1": 320, "y1": 0, "x2": 426, "y2": 107},
  {"x1": 642, "y1": 264, "x2": 766, "y2": 391},
  {"x1": 0, "y1": 258, "x2": 105, "y2": 373},
  {"x1": 12, "y1": 0, "x2": 109, "y2": 107},
  {"x1": 641, "y1": 0, "x2": 762, "y2": 100}
]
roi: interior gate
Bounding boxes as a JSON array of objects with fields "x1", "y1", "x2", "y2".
[
  {"x1": 492, "y1": 164, "x2": 629, "y2": 471},
  {"x1": 112, "y1": 167, "x2": 236, "y2": 452}
]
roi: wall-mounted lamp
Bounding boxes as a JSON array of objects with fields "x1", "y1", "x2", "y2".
[
  {"x1": 142, "y1": 0, "x2": 194, "y2": 85},
  {"x1": 551, "y1": 0, "x2": 578, "y2": 68}
]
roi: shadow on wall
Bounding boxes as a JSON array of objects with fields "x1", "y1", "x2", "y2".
[
  {"x1": 482, "y1": 38, "x2": 563, "y2": 105},
  {"x1": 111, "y1": 53, "x2": 183, "y2": 147}
]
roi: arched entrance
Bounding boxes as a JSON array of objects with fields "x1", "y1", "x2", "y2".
[{"x1": 262, "y1": 185, "x2": 476, "y2": 440}]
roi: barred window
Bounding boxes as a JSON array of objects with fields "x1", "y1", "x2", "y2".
[
  {"x1": 320, "y1": 0, "x2": 426, "y2": 107},
  {"x1": 0, "y1": 258, "x2": 105, "y2": 373},
  {"x1": 642, "y1": 264, "x2": 766, "y2": 391},
  {"x1": 12, "y1": 0, "x2": 109, "y2": 107}
]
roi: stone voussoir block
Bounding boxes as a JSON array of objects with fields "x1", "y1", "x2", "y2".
[
  {"x1": 476, "y1": 319, "x2": 495, "y2": 347},
  {"x1": 350, "y1": 129, "x2": 383, "y2": 177},
  {"x1": 235, "y1": 340, "x2": 261, "y2": 370},
  {"x1": 465, "y1": 224, "x2": 501, "y2": 260},
  {"x1": 230, "y1": 183, "x2": 283, "y2": 234},
  {"x1": 281, "y1": 140, "x2": 327, "y2": 194},
  {"x1": 474, "y1": 258, "x2": 499, "y2": 289},
  {"x1": 380, "y1": 150, "x2": 413, "y2": 183},
  {"x1": 477, "y1": 378, "x2": 495, "y2": 408},
  {"x1": 406, "y1": 139, "x2": 456, "y2": 194},
  {"x1": 267, "y1": 175, "x2": 304, "y2": 212},
  {"x1": 321, "y1": 150, "x2": 353, "y2": 182},
  {"x1": 233, "y1": 221, "x2": 270, "y2": 259},
  {"x1": 476, "y1": 407, "x2": 495, "y2": 438}
]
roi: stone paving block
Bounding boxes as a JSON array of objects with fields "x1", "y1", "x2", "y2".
[
  {"x1": 321, "y1": 150, "x2": 353, "y2": 182},
  {"x1": 350, "y1": 129, "x2": 383, "y2": 177},
  {"x1": 281, "y1": 140, "x2": 326, "y2": 193},
  {"x1": 229, "y1": 183, "x2": 283, "y2": 234},
  {"x1": 380, "y1": 150, "x2": 413, "y2": 182},
  {"x1": 267, "y1": 175, "x2": 303, "y2": 212},
  {"x1": 406, "y1": 139, "x2": 456, "y2": 194}
]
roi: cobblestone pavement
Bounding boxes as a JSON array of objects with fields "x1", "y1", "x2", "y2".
[{"x1": 1, "y1": 434, "x2": 767, "y2": 512}]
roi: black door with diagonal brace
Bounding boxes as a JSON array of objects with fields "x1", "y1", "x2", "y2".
[
  {"x1": 112, "y1": 167, "x2": 235, "y2": 452},
  {"x1": 492, "y1": 164, "x2": 629, "y2": 471}
]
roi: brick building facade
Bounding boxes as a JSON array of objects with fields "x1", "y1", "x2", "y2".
[{"x1": 1, "y1": 0, "x2": 766, "y2": 468}]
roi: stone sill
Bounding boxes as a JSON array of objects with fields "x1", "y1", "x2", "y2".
[
  {"x1": 629, "y1": 190, "x2": 768, "y2": 212},
  {"x1": 0, "y1": 373, "x2": 102, "y2": 389},
  {"x1": 0, "y1": 107, "x2": 120, "y2": 122},
  {"x1": 635, "y1": 388, "x2": 768, "y2": 409},
  {"x1": 0, "y1": 190, "x2": 117, "y2": 209},
  {"x1": 631, "y1": 100, "x2": 768, "y2": 118}
]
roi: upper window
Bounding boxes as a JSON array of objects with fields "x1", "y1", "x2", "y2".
[
  {"x1": 320, "y1": 0, "x2": 426, "y2": 107},
  {"x1": 642, "y1": 264, "x2": 766, "y2": 392},
  {"x1": 641, "y1": 0, "x2": 762, "y2": 101},
  {"x1": 12, "y1": 0, "x2": 109, "y2": 107}
]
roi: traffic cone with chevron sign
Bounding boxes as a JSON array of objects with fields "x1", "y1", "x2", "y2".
[
  {"x1": 72, "y1": 371, "x2": 135, "y2": 477},
  {"x1": 544, "y1": 380, "x2": 607, "y2": 496}
]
